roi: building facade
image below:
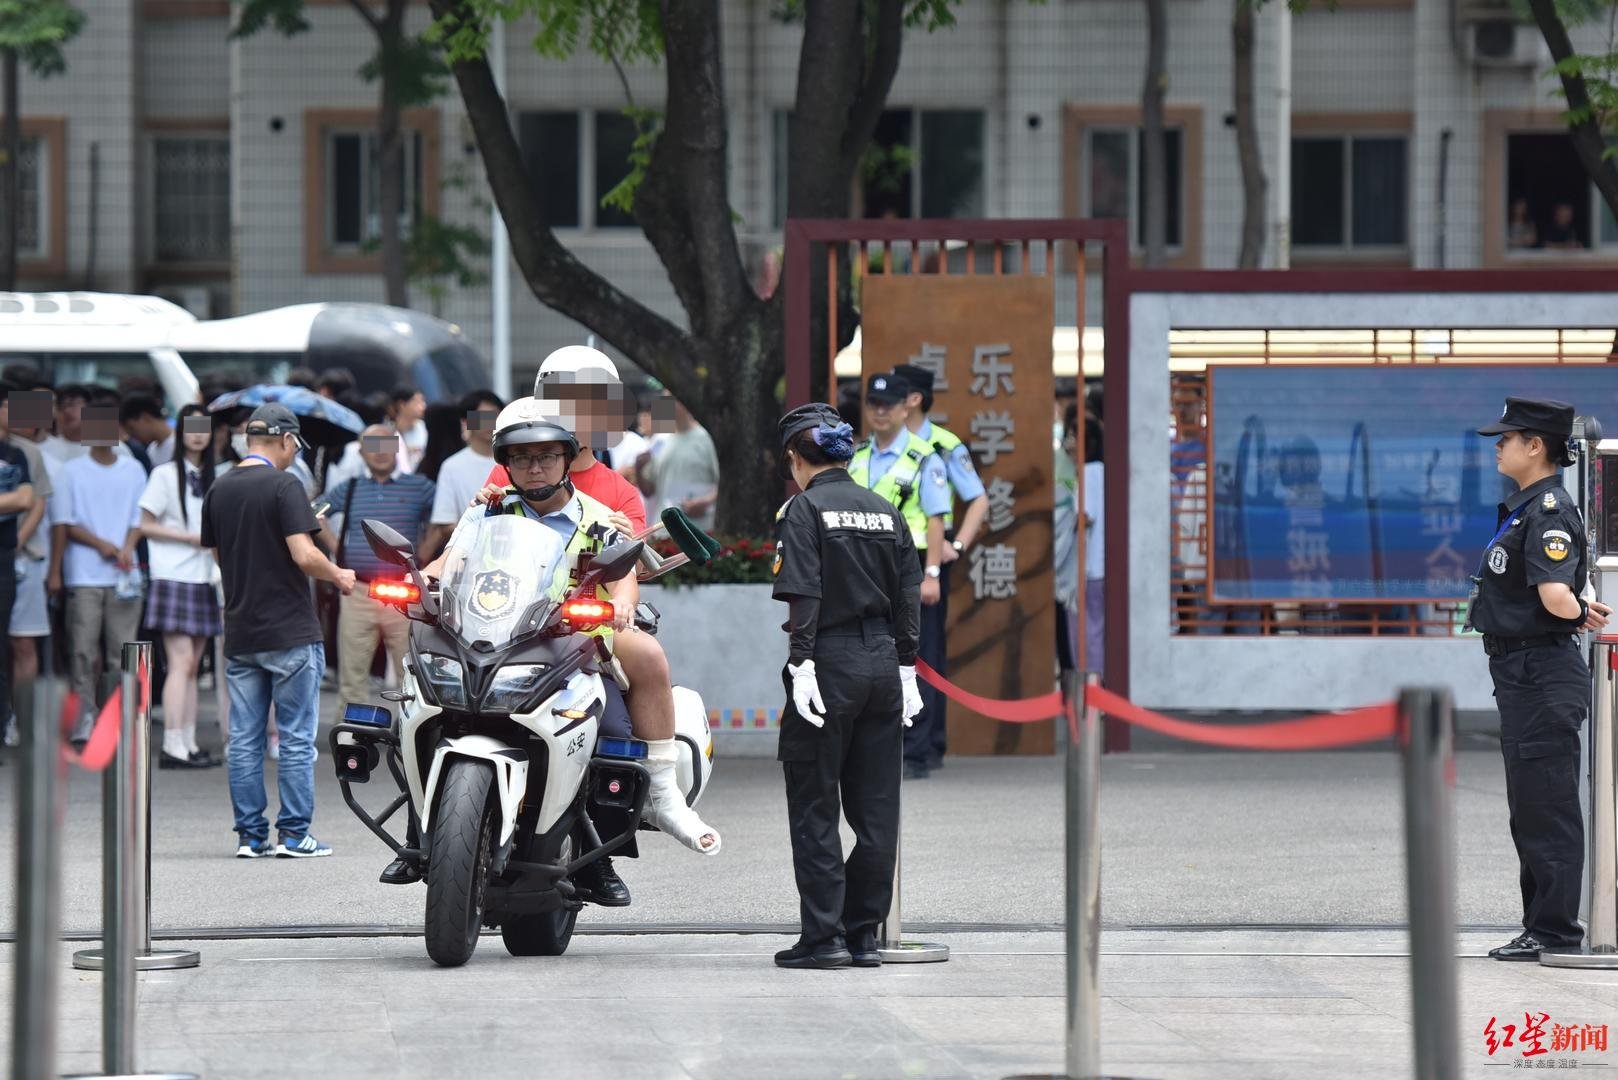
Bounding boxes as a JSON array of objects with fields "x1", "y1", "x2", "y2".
[{"x1": 6, "y1": 0, "x2": 1612, "y2": 382}]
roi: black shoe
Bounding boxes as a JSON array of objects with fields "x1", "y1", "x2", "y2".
[
  {"x1": 574, "y1": 856, "x2": 631, "y2": 907},
  {"x1": 774, "y1": 937, "x2": 852, "y2": 969},
  {"x1": 926, "y1": 756, "x2": 944, "y2": 771},
  {"x1": 379, "y1": 857, "x2": 422, "y2": 885},
  {"x1": 902, "y1": 760, "x2": 930, "y2": 781},
  {"x1": 159, "y1": 750, "x2": 209, "y2": 770},
  {"x1": 847, "y1": 928, "x2": 882, "y2": 967},
  {"x1": 1491, "y1": 934, "x2": 1548, "y2": 961},
  {"x1": 188, "y1": 749, "x2": 221, "y2": 768}
]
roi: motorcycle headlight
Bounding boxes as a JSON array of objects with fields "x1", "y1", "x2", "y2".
[
  {"x1": 418, "y1": 653, "x2": 468, "y2": 710},
  {"x1": 484, "y1": 663, "x2": 551, "y2": 715}
]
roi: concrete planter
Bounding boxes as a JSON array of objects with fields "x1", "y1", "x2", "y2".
[{"x1": 643, "y1": 583, "x2": 785, "y2": 757}]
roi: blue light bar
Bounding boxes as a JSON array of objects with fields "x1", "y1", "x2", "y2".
[
  {"x1": 343, "y1": 703, "x2": 392, "y2": 728},
  {"x1": 595, "y1": 737, "x2": 648, "y2": 760}
]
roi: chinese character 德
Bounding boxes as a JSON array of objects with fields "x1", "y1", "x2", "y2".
[
  {"x1": 969, "y1": 543, "x2": 1019, "y2": 600},
  {"x1": 970, "y1": 411, "x2": 1016, "y2": 465},
  {"x1": 985, "y1": 476, "x2": 1016, "y2": 533},
  {"x1": 969, "y1": 345, "x2": 1014, "y2": 399}
]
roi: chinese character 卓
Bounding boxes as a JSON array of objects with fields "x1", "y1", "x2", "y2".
[
  {"x1": 985, "y1": 476, "x2": 1016, "y2": 533},
  {"x1": 969, "y1": 544, "x2": 1019, "y2": 600},
  {"x1": 909, "y1": 343, "x2": 950, "y2": 393},
  {"x1": 969, "y1": 345, "x2": 1014, "y2": 399},
  {"x1": 970, "y1": 411, "x2": 1016, "y2": 465}
]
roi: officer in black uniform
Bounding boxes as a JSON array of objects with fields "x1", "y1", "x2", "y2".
[
  {"x1": 1470, "y1": 397, "x2": 1612, "y2": 960},
  {"x1": 770, "y1": 402, "x2": 924, "y2": 970}
]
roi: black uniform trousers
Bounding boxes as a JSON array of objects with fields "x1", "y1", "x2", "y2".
[
  {"x1": 1488, "y1": 636, "x2": 1587, "y2": 948},
  {"x1": 779, "y1": 625, "x2": 903, "y2": 947},
  {"x1": 905, "y1": 556, "x2": 947, "y2": 768}
]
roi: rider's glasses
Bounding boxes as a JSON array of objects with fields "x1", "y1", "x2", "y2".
[{"x1": 507, "y1": 450, "x2": 568, "y2": 472}]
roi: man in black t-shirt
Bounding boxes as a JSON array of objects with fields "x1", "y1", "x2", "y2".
[
  {"x1": 0, "y1": 416, "x2": 34, "y2": 758},
  {"x1": 201, "y1": 405, "x2": 354, "y2": 858}
]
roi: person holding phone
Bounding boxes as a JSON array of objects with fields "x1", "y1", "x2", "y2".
[{"x1": 138, "y1": 404, "x2": 225, "y2": 769}]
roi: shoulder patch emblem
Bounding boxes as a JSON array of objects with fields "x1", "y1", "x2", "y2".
[
  {"x1": 774, "y1": 496, "x2": 796, "y2": 524},
  {"x1": 1542, "y1": 529, "x2": 1571, "y2": 562},
  {"x1": 1488, "y1": 546, "x2": 1508, "y2": 574},
  {"x1": 772, "y1": 543, "x2": 783, "y2": 576},
  {"x1": 1542, "y1": 491, "x2": 1558, "y2": 511}
]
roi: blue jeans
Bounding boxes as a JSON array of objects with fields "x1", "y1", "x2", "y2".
[{"x1": 226, "y1": 643, "x2": 325, "y2": 842}]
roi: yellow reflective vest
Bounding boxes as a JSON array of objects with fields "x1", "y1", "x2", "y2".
[{"x1": 847, "y1": 431, "x2": 934, "y2": 547}]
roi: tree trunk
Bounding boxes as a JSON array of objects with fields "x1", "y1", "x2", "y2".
[
  {"x1": 1141, "y1": 0, "x2": 1169, "y2": 268},
  {"x1": 1, "y1": 49, "x2": 19, "y2": 290},
  {"x1": 1233, "y1": 0, "x2": 1266, "y2": 269},
  {"x1": 376, "y1": 0, "x2": 410, "y2": 308},
  {"x1": 1526, "y1": 0, "x2": 1618, "y2": 223}
]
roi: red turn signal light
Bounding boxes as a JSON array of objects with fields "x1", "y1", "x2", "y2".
[
  {"x1": 561, "y1": 598, "x2": 613, "y2": 628},
  {"x1": 370, "y1": 580, "x2": 420, "y2": 605}
]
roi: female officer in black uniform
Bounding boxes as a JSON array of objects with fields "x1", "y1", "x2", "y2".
[
  {"x1": 1470, "y1": 397, "x2": 1611, "y2": 960},
  {"x1": 771, "y1": 403, "x2": 924, "y2": 970}
]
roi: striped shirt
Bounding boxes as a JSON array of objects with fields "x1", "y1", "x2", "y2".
[{"x1": 326, "y1": 471, "x2": 436, "y2": 582}]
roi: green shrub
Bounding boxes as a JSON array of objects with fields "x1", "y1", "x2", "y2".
[{"x1": 650, "y1": 535, "x2": 777, "y2": 586}]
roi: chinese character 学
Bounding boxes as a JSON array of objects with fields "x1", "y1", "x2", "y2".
[
  {"x1": 969, "y1": 543, "x2": 1019, "y2": 600},
  {"x1": 970, "y1": 411, "x2": 1016, "y2": 466},
  {"x1": 968, "y1": 345, "x2": 1014, "y2": 399}
]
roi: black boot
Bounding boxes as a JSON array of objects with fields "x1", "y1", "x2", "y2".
[
  {"x1": 574, "y1": 856, "x2": 631, "y2": 906},
  {"x1": 379, "y1": 857, "x2": 422, "y2": 885},
  {"x1": 774, "y1": 936, "x2": 852, "y2": 970}
]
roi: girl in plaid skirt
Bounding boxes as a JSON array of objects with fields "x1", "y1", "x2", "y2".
[{"x1": 137, "y1": 403, "x2": 225, "y2": 768}]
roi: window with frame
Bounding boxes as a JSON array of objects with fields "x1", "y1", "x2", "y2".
[
  {"x1": 516, "y1": 108, "x2": 641, "y2": 231},
  {"x1": 326, "y1": 129, "x2": 424, "y2": 250},
  {"x1": 1291, "y1": 135, "x2": 1407, "y2": 251},
  {"x1": 1502, "y1": 131, "x2": 1614, "y2": 253},
  {"x1": 772, "y1": 108, "x2": 985, "y2": 227},
  {"x1": 14, "y1": 135, "x2": 44, "y2": 259},
  {"x1": 152, "y1": 135, "x2": 230, "y2": 263},
  {"x1": 1084, "y1": 126, "x2": 1183, "y2": 249}
]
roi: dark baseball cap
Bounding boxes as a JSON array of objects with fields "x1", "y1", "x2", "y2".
[
  {"x1": 890, "y1": 363, "x2": 933, "y2": 398},
  {"x1": 865, "y1": 373, "x2": 906, "y2": 406},
  {"x1": 1476, "y1": 397, "x2": 1575, "y2": 439},
  {"x1": 245, "y1": 403, "x2": 309, "y2": 450},
  {"x1": 778, "y1": 402, "x2": 844, "y2": 448}
]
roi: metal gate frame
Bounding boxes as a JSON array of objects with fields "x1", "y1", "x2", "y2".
[{"x1": 783, "y1": 218, "x2": 1132, "y2": 748}]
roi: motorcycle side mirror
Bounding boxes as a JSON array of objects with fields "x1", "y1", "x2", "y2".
[
  {"x1": 578, "y1": 539, "x2": 644, "y2": 592},
  {"x1": 362, "y1": 519, "x2": 415, "y2": 568}
]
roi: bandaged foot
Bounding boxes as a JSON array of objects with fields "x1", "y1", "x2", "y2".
[{"x1": 643, "y1": 739, "x2": 721, "y2": 855}]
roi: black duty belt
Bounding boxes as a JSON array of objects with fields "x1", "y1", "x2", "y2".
[
  {"x1": 1482, "y1": 633, "x2": 1572, "y2": 657},
  {"x1": 821, "y1": 616, "x2": 893, "y2": 640}
]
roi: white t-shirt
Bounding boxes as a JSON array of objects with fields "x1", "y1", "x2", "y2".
[
  {"x1": 431, "y1": 446, "x2": 495, "y2": 525},
  {"x1": 59, "y1": 454, "x2": 147, "y2": 588},
  {"x1": 1082, "y1": 460, "x2": 1105, "y2": 581},
  {"x1": 138, "y1": 459, "x2": 214, "y2": 584},
  {"x1": 609, "y1": 430, "x2": 649, "y2": 472},
  {"x1": 146, "y1": 433, "x2": 176, "y2": 468},
  {"x1": 40, "y1": 434, "x2": 86, "y2": 465}
]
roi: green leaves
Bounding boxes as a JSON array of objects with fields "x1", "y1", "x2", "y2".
[
  {"x1": 0, "y1": 0, "x2": 86, "y2": 78},
  {"x1": 359, "y1": 33, "x2": 449, "y2": 108},
  {"x1": 229, "y1": 0, "x2": 309, "y2": 40},
  {"x1": 434, "y1": 0, "x2": 662, "y2": 65},
  {"x1": 597, "y1": 105, "x2": 661, "y2": 217}
]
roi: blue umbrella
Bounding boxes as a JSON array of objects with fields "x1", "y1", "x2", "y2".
[{"x1": 207, "y1": 385, "x2": 365, "y2": 449}]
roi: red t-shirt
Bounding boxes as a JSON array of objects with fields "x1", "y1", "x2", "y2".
[{"x1": 484, "y1": 459, "x2": 647, "y2": 533}]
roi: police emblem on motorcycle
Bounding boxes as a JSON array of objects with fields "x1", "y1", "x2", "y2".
[
  {"x1": 472, "y1": 569, "x2": 517, "y2": 617},
  {"x1": 1488, "y1": 546, "x2": 1508, "y2": 574}
]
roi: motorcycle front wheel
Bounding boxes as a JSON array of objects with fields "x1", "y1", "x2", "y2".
[{"x1": 424, "y1": 759, "x2": 496, "y2": 967}]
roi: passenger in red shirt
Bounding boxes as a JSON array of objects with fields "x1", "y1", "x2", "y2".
[{"x1": 484, "y1": 452, "x2": 647, "y2": 533}]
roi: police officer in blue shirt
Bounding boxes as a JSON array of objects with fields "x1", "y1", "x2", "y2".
[
  {"x1": 847, "y1": 373, "x2": 950, "y2": 779},
  {"x1": 890, "y1": 363, "x2": 989, "y2": 775}
]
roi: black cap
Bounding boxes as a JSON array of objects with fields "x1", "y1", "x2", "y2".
[
  {"x1": 1476, "y1": 397, "x2": 1575, "y2": 438},
  {"x1": 890, "y1": 364, "x2": 933, "y2": 398},
  {"x1": 245, "y1": 403, "x2": 309, "y2": 450},
  {"x1": 778, "y1": 402, "x2": 843, "y2": 448},
  {"x1": 865, "y1": 373, "x2": 905, "y2": 406}
]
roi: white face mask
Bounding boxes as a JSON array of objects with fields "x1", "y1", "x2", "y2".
[{"x1": 231, "y1": 433, "x2": 249, "y2": 459}]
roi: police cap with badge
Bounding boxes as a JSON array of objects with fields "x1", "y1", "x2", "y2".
[
  {"x1": 865, "y1": 374, "x2": 906, "y2": 406},
  {"x1": 1476, "y1": 397, "x2": 1577, "y2": 467}
]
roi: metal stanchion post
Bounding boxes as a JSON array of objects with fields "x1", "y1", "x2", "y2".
[
  {"x1": 1399, "y1": 687, "x2": 1461, "y2": 1080},
  {"x1": 879, "y1": 727, "x2": 949, "y2": 964},
  {"x1": 68, "y1": 642, "x2": 198, "y2": 1080},
  {"x1": 1542, "y1": 634, "x2": 1618, "y2": 969},
  {"x1": 11, "y1": 674, "x2": 65, "y2": 1080}
]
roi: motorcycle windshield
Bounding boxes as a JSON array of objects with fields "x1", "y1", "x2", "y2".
[{"x1": 437, "y1": 514, "x2": 571, "y2": 649}]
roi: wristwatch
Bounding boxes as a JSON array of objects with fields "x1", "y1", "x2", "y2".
[
  {"x1": 925, "y1": 565, "x2": 941, "y2": 579},
  {"x1": 951, "y1": 539, "x2": 965, "y2": 553}
]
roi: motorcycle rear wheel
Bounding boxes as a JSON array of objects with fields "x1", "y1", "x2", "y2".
[
  {"x1": 500, "y1": 833, "x2": 579, "y2": 957},
  {"x1": 424, "y1": 759, "x2": 496, "y2": 968}
]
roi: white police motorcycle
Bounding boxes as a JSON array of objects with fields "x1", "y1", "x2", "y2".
[{"x1": 331, "y1": 513, "x2": 714, "y2": 967}]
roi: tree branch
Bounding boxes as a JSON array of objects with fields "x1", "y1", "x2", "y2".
[
  {"x1": 1528, "y1": 0, "x2": 1618, "y2": 222},
  {"x1": 840, "y1": 0, "x2": 904, "y2": 178},
  {"x1": 342, "y1": 0, "x2": 382, "y2": 36},
  {"x1": 427, "y1": 0, "x2": 701, "y2": 404}
]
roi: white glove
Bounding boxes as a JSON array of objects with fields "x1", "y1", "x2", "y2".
[
  {"x1": 787, "y1": 660, "x2": 826, "y2": 728},
  {"x1": 900, "y1": 665, "x2": 923, "y2": 728}
]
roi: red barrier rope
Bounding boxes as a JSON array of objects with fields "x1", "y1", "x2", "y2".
[
  {"x1": 63, "y1": 667, "x2": 151, "y2": 773},
  {"x1": 1084, "y1": 684, "x2": 1398, "y2": 751},
  {"x1": 914, "y1": 661, "x2": 1399, "y2": 751}
]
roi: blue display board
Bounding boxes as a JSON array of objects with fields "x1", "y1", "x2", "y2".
[{"x1": 1206, "y1": 366, "x2": 1617, "y2": 602}]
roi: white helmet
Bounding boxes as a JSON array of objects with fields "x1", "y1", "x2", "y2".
[{"x1": 535, "y1": 345, "x2": 619, "y2": 395}]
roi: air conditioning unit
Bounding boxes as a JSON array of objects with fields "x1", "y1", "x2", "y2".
[{"x1": 1458, "y1": 17, "x2": 1548, "y2": 68}]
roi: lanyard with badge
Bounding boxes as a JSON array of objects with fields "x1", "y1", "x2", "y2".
[{"x1": 1462, "y1": 513, "x2": 1519, "y2": 632}]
